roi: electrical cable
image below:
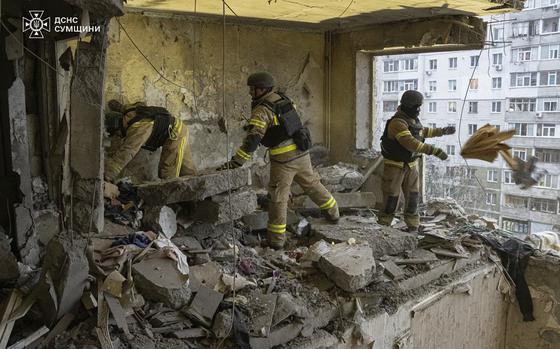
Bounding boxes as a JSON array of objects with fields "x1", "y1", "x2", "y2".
[{"x1": 338, "y1": 0, "x2": 354, "y2": 18}]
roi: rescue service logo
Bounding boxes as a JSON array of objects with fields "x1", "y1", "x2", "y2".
[
  {"x1": 22, "y1": 10, "x2": 51, "y2": 39},
  {"x1": 22, "y1": 10, "x2": 101, "y2": 39}
]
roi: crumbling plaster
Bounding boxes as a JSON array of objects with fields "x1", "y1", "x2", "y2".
[{"x1": 104, "y1": 13, "x2": 326, "y2": 172}]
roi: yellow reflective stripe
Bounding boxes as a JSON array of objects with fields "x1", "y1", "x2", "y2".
[
  {"x1": 249, "y1": 119, "x2": 266, "y2": 128},
  {"x1": 409, "y1": 161, "x2": 418, "y2": 168},
  {"x1": 106, "y1": 160, "x2": 123, "y2": 175},
  {"x1": 416, "y1": 143, "x2": 424, "y2": 152},
  {"x1": 395, "y1": 130, "x2": 412, "y2": 140},
  {"x1": 170, "y1": 118, "x2": 182, "y2": 140},
  {"x1": 320, "y1": 197, "x2": 335, "y2": 209},
  {"x1": 270, "y1": 144, "x2": 297, "y2": 155},
  {"x1": 176, "y1": 136, "x2": 186, "y2": 177},
  {"x1": 384, "y1": 159, "x2": 404, "y2": 168},
  {"x1": 267, "y1": 223, "x2": 286, "y2": 233},
  {"x1": 273, "y1": 115, "x2": 279, "y2": 125},
  {"x1": 236, "y1": 148, "x2": 252, "y2": 160},
  {"x1": 428, "y1": 128, "x2": 433, "y2": 138},
  {"x1": 128, "y1": 120, "x2": 154, "y2": 129}
]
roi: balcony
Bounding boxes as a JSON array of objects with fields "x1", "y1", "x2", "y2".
[{"x1": 505, "y1": 111, "x2": 560, "y2": 124}]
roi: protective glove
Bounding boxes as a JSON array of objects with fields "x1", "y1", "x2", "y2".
[
  {"x1": 432, "y1": 147, "x2": 448, "y2": 160},
  {"x1": 216, "y1": 158, "x2": 243, "y2": 171},
  {"x1": 442, "y1": 126, "x2": 456, "y2": 135}
]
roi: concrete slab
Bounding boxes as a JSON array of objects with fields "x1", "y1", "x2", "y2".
[
  {"x1": 247, "y1": 293, "x2": 277, "y2": 337},
  {"x1": 212, "y1": 310, "x2": 233, "y2": 338},
  {"x1": 189, "y1": 261, "x2": 222, "y2": 291},
  {"x1": 318, "y1": 242, "x2": 376, "y2": 292},
  {"x1": 132, "y1": 257, "x2": 191, "y2": 309},
  {"x1": 183, "y1": 222, "x2": 238, "y2": 240},
  {"x1": 249, "y1": 323, "x2": 304, "y2": 349},
  {"x1": 184, "y1": 284, "x2": 223, "y2": 326},
  {"x1": 283, "y1": 329, "x2": 338, "y2": 349},
  {"x1": 194, "y1": 188, "x2": 257, "y2": 224},
  {"x1": 310, "y1": 216, "x2": 417, "y2": 258},
  {"x1": 136, "y1": 168, "x2": 252, "y2": 205},
  {"x1": 142, "y1": 205, "x2": 177, "y2": 239}
]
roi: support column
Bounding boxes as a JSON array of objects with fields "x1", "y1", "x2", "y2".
[{"x1": 69, "y1": 24, "x2": 109, "y2": 234}]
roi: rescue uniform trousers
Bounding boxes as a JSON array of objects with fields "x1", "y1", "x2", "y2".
[
  {"x1": 377, "y1": 161, "x2": 420, "y2": 229},
  {"x1": 159, "y1": 120, "x2": 197, "y2": 179},
  {"x1": 268, "y1": 153, "x2": 338, "y2": 246}
]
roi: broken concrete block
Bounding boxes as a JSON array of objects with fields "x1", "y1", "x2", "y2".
[
  {"x1": 319, "y1": 242, "x2": 376, "y2": 292},
  {"x1": 283, "y1": 329, "x2": 338, "y2": 349},
  {"x1": 189, "y1": 262, "x2": 223, "y2": 291},
  {"x1": 183, "y1": 222, "x2": 239, "y2": 240},
  {"x1": 380, "y1": 260, "x2": 405, "y2": 281},
  {"x1": 41, "y1": 234, "x2": 89, "y2": 325},
  {"x1": 195, "y1": 188, "x2": 257, "y2": 224},
  {"x1": 102, "y1": 270, "x2": 126, "y2": 298},
  {"x1": 249, "y1": 323, "x2": 304, "y2": 349},
  {"x1": 294, "y1": 192, "x2": 376, "y2": 209},
  {"x1": 318, "y1": 163, "x2": 364, "y2": 190},
  {"x1": 136, "y1": 168, "x2": 252, "y2": 205},
  {"x1": 132, "y1": 257, "x2": 191, "y2": 309},
  {"x1": 142, "y1": 206, "x2": 177, "y2": 239},
  {"x1": 184, "y1": 284, "x2": 223, "y2": 327},
  {"x1": 212, "y1": 310, "x2": 233, "y2": 338},
  {"x1": 246, "y1": 293, "x2": 277, "y2": 337},
  {"x1": 34, "y1": 209, "x2": 61, "y2": 246},
  {"x1": 310, "y1": 216, "x2": 417, "y2": 258},
  {"x1": 271, "y1": 293, "x2": 298, "y2": 327},
  {"x1": 301, "y1": 240, "x2": 331, "y2": 262},
  {"x1": 0, "y1": 231, "x2": 19, "y2": 284}
]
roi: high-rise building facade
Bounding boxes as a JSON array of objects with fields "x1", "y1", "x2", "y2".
[{"x1": 374, "y1": 1, "x2": 560, "y2": 234}]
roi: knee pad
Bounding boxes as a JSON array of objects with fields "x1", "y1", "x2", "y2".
[
  {"x1": 406, "y1": 192, "x2": 419, "y2": 214},
  {"x1": 384, "y1": 196, "x2": 399, "y2": 214}
]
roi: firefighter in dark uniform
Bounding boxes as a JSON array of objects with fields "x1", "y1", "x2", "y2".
[
  {"x1": 218, "y1": 72, "x2": 339, "y2": 249},
  {"x1": 104, "y1": 100, "x2": 197, "y2": 182},
  {"x1": 378, "y1": 90, "x2": 455, "y2": 232}
]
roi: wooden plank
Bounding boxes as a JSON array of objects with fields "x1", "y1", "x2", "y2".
[
  {"x1": 0, "y1": 290, "x2": 23, "y2": 349},
  {"x1": 96, "y1": 293, "x2": 114, "y2": 349},
  {"x1": 7, "y1": 325, "x2": 49, "y2": 349},
  {"x1": 37, "y1": 313, "x2": 75, "y2": 348},
  {"x1": 104, "y1": 294, "x2": 130, "y2": 336}
]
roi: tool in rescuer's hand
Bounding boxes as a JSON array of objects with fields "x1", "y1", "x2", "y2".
[{"x1": 460, "y1": 124, "x2": 544, "y2": 189}]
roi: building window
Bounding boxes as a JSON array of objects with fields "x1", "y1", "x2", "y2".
[
  {"x1": 383, "y1": 60, "x2": 399, "y2": 72},
  {"x1": 542, "y1": 44, "x2": 560, "y2": 60},
  {"x1": 540, "y1": 71, "x2": 559, "y2": 86},
  {"x1": 492, "y1": 77, "x2": 502, "y2": 89},
  {"x1": 449, "y1": 57, "x2": 457, "y2": 69},
  {"x1": 429, "y1": 80, "x2": 437, "y2": 92},
  {"x1": 512, "y1": 21, "x2": 539, "y2": 37},
  {"x1": 446, "y1": 145, "x2": 456, "y2": 155},
  {"x1": 504, "y1": 195, "x2": 529, "y2": 208},
  {"x1": 492, "y1": 101, "x2": 502, "y2": 113},
  {"x1": 513, "y1": 148, "x2": 528, "y2": 161},
  {"x1": 468, "y1": 124, "x2": 478, "y2": 135},
  {"x1": 509, "y1": 98, "x2": 536, "y2": 112},
  {"x1": 428, "y1": 123, "x2": 437, "y2": 129},
  {"x1": 537, "y1": 123, "x2": 556, "y2": 137},
  {"x1": 502, "y1": 218, "x2": 529, "y2": 234},
  {"x1": 428, "y1": 102, "x2": 437, "y2": 113},
  {"x1": 401, "y1": 79, "x2": 418, "y2": 91},
  {"x1": 542, "y1": 17, "x2": 559, "y2": 34},
  {"x1": 511, "y1": 72, "x2": 538, "y2": 87},
  {"x1": 503, "y1": 170, "x2": 513, "y2": 184},
  {"x1": 510, "y1": 123, "x2": 534, "y2": 136},
  {"x1": 486, "y1": 192, "x2": 497, "y2": 205},
  {"x1": 383, "y1": 100, "x2": 398, "y2": 112},
  {"x1": 470, "y1": 55, "x2": 479, "y2": 67},
  {"x1": 467, "y1": 168, "x2": 476, "y2": 179},
  {"x1": 530, "y1": 198, "x2": 558, "y2": 214},
  {"x1": 448, "y1": 101, "x2": 457, "y2": 113},
  {"x1": 469, "y1": 79, "x2": 479, "y2": 90},
  {"x1": 429, "y1": 59, "x2": 438, "y2": 70},
  {"x1": 535, "y1": 148, "x2": 560, "y2": 164},
  {"x1": 513, "y1": 47, "x2": 537, "y2": 62},
  {"x1": 487, "y1": 170, "x2": 498, "y2": 182},
  {"x1": 468, "y1": 102, "x2": 478, "y2": 114},
  {"x1": 448, "y1": 80, "x2": 457, "y2": 91},
  {"x1": 492, "y1": 53, "x2": 503, "y2": 65},
  {"x1": 384, "y1": 80, "x2": 418, "y2": 92},
  {"x1": 543, "y1": 100, "x2": 558, "y2": 111},
  {"x1": 537, "y1": 174, "x2": 558, "y2": 188},
  {"x1": 491, "y1": 27, "x2": 504, "y2": 41},
  {"x1": 401, "y1": 58, "x2": 418, "y2": 71}
]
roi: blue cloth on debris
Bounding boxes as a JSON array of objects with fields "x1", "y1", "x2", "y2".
[{"x1": 111, "y1": 232, "x2": 151, "y2": 248}]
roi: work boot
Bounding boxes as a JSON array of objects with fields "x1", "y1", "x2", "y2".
[
  {"x1": 267, "y1": 231, "x2": 285, "y2": 250},
  {"x1": 323, "y1": 205, "x2": 340, "y2": 224}
]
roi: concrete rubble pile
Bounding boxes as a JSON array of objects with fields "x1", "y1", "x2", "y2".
[{"x1": 0, "y1": 166, "x2": 540, "y2": 349}]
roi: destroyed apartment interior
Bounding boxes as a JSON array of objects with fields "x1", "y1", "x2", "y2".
[{"x1": 1, "y1": 0, "x2": 560, "y2": 348}]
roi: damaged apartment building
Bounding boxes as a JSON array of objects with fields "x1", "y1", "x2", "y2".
[{"x1": 1, "y1": 0, "x2": 560, "y2": 348}]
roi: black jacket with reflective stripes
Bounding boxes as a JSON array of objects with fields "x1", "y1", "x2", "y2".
[
  {"x1": 125, "y1": 106, "x2": 174, "y2": 151},
  {"x1": 380, "y1": 113, "x2": 424, "y2": 163}
]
